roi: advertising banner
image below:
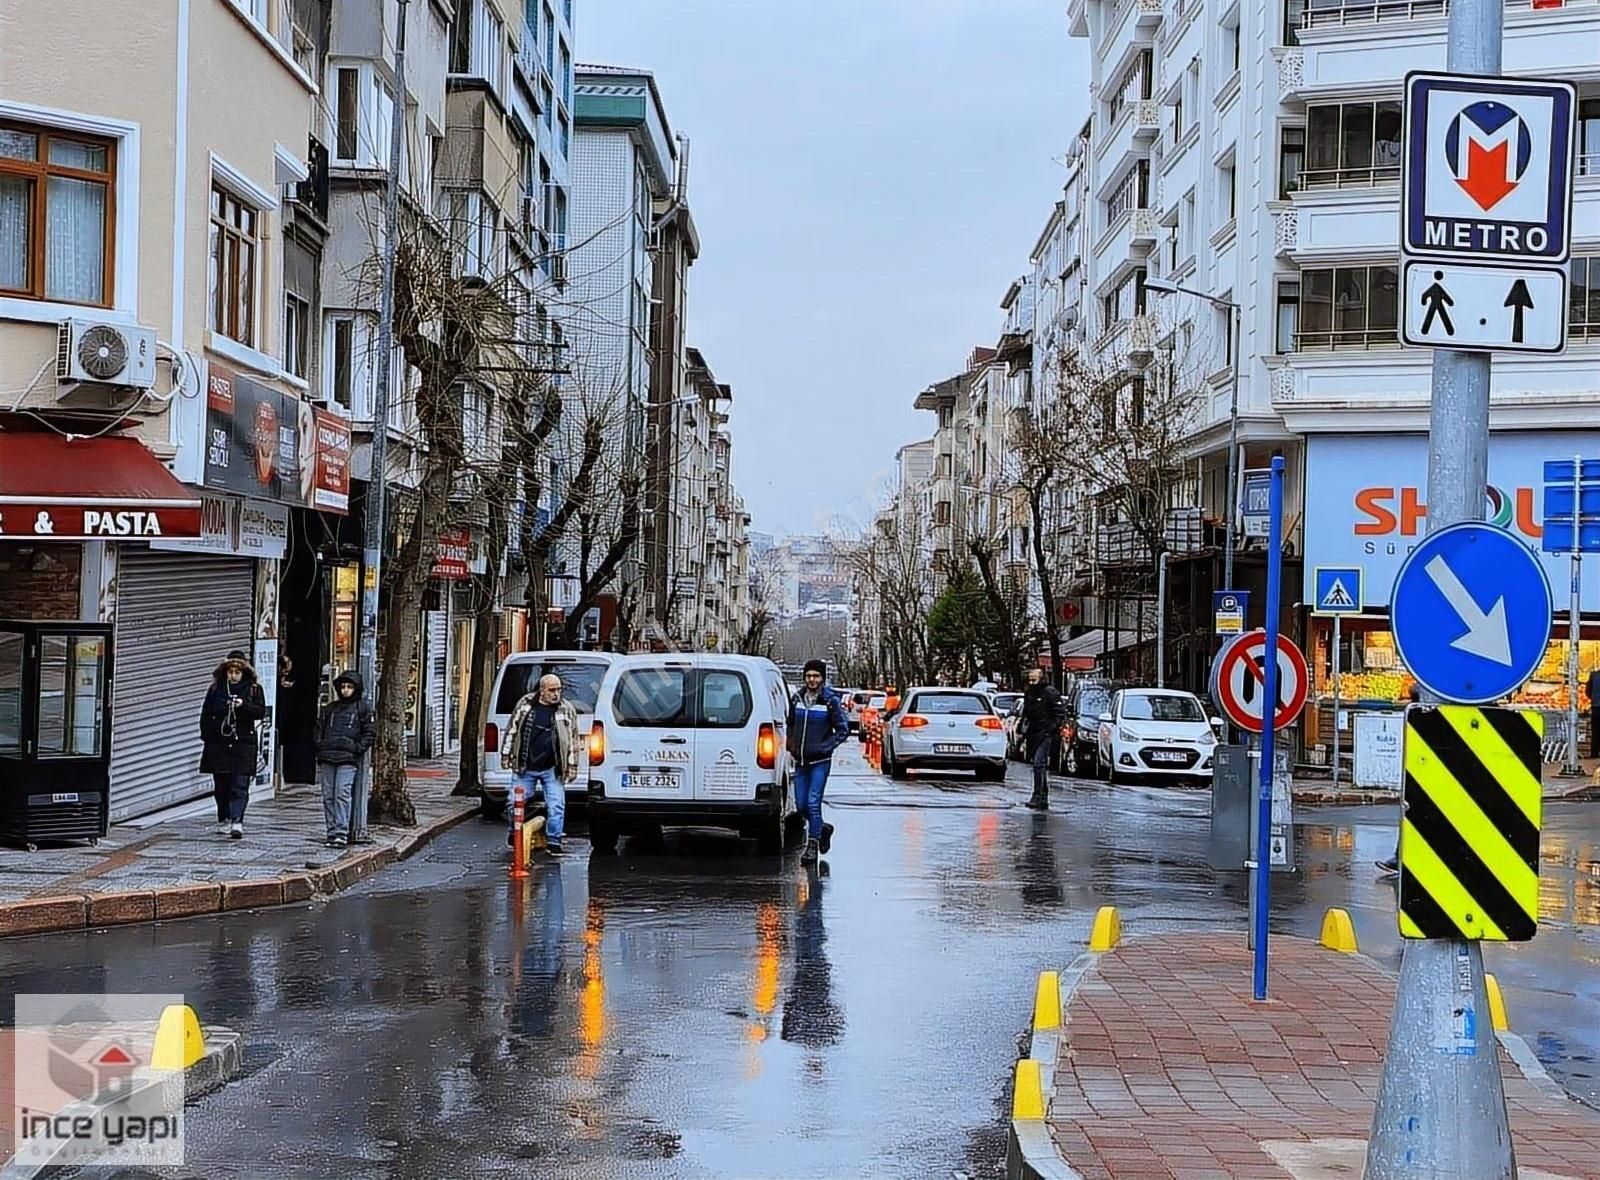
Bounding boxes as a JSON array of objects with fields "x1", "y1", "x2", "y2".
[
  {"x1": 1303, "y1": 431, "x2": 1600, "y2": 607},
  {"x1": 204, "y1": 367, "x2": 349, "y2": 514},
  {"x1": 431, "y1": 529, "x2": 471, "y2": 581},
  {"x1": 151, "y1": 495, "x2": 288, "y2": 559}
]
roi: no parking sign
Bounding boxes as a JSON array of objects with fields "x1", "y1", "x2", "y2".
[{"x1": 1209, "y1": 630, "x2": 1310, "y2": 734}]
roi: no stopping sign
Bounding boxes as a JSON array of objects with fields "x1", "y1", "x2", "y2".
[{"x1": 1209, "y1": 630, "x2": 1310, "y2": 733}]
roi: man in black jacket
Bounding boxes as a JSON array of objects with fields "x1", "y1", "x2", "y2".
[
  {"x1": 199, "y1": 650, "x2": 267, "y2": 839},
  {"x1": 1020, "y1": 668, "x2": 1064, "y2": 810},
  {"x1": 315, "y1": 672, "x2": 375, "y2": 848}
]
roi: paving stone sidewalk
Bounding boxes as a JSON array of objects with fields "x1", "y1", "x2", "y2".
[
  {"x1": 1045, "y1": 933, "x2": 1600, "y2": 1179},
  {"x1": 0, "y1": 758, "x2": 479, "y2": 937}
]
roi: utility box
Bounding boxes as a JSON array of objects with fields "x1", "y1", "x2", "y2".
[{"x1": 1209, "y1": 744, "x2": 1252, "y2": 870}]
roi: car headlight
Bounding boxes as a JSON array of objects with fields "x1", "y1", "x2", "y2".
[
  {"x1": 1198, "y1": 732, "x2": 1217, "y2": 747},
  {"x1": 1117, "y1": 727, "x2": 1138, "y2": 743}
]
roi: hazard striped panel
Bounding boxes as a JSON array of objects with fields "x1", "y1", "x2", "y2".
[{"x1": 1399, "y1": 705, "x2": 1542, "y2": 942}]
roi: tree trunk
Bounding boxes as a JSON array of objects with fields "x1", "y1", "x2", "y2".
[
  {"x1": 970, "y1": 541, "x2": 1026, "y2": 687},
  {"x1": 1028, "y1": 480, "x2": 1065, "y2": 688},
  {"x1": 453, "y1": 571, "x2": 497, "y2": 796}
]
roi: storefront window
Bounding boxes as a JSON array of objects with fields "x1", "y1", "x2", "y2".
[
  {"x1": 330, "y1": 564, "x2": 359, "y2": 678},
  {"x1": 35, "y1": 633, "x2": 106, "y2": 756},
  {"x1": 0, "y1": 631, "x2": 22, "y2": 752}
]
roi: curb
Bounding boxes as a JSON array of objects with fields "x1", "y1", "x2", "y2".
[
  {"x1": 0, "y1": 802, "x2": 477, "y2": 940},
  {"x1": 1006, "y1": 950, "x2": 1101, "y2": 1180},
  {"x1": 0, "y1": 1026, "x2": 242, "y2": 1179}
]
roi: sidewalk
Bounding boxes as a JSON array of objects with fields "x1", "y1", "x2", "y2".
[
  {"x1": 1020, "y1": 932, "x2": 1600, "y2": 1180},
  {"x1": 0, "y1": 758, "x2": 478, "y2": 938}
]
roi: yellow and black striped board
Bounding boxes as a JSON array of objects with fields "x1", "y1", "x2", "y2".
[{"x1": 1399, "y1": 705, "x2": 1542, "y2": 941}]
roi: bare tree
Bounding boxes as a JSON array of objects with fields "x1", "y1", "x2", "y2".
[{"x1": 834, "y1": 506, "x2": 936, "y2": 688}]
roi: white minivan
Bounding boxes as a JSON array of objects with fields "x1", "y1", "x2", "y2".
[
  {"x1": 480, "y1": 650, "x2": 615, "y2": 817},
  {"x1": 585, "y1": 653, "x2": 802, "y2": 854}
]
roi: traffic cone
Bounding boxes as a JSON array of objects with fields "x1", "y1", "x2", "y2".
[{"x1": 509, "y1": 784, "x2": 528, "y2": 880}]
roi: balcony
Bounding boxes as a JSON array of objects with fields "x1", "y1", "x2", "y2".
[
  {"x1": 1097, "y1": 208, "x2": 1160, "y2": 271},
  {"x1": 1099, "y1": 0, "x2": 1165, "y2": 85},
  {"x1": 1096, "y1": 101, "x2": 1161, "y2": 175},
  {"x1": 1289, "y1": 0, "x2": 1600, "y2": 98}
]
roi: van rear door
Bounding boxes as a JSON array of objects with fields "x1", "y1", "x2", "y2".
[
  {"x1": 693, "y1": 663, "x2": 760, "y2": 803},
  {"x1": 607, "y1": 659, "x2": 697, "y2": 803}
]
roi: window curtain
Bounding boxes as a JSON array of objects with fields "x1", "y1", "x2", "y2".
[
  {"x1": 0, "y1": 176, "x2": 30, "y2": 290},
  {"x1": 45, "y1": 177, "x2": 105, "y2": 303}
]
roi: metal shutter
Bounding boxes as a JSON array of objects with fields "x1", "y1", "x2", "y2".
[
  {"x1": 110, "y1": 549, "x2": 254, "y2": 821},
  {"x1": 426, "y1": 609, "x2": 447, "y2": 756}
]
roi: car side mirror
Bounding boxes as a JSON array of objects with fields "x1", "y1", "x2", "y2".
[
  {"x1": 1211, "y1": 717, "x2": 1224, "y2": 730},
  {"x1": 1097, "y1": 712, "x2": 1113, "y2": 724}
]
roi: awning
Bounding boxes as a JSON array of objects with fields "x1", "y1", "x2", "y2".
[{"x1": 0, "y1": 432, "x2": 202, "y2": 541}]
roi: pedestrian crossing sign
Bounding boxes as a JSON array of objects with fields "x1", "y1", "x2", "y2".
[{"x1": 1314, "y1": 566, "x2": 1363, "y2": 615}]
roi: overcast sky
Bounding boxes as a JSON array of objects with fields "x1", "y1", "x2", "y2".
[{"x1": 580, "y1": 0, "x2": 1088, "y2": 538}]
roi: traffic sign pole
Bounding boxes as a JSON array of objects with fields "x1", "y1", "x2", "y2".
[
  {"x1": 1565, "y1": 454, "x2": 1583, "y2": 776},
  {"x1": 1331, "y1": 614, "x2": 1342, "y2": 789},
  {"x1": 1252, "y1": 456, "x2": 1285, "y2": 1003},
  {"x1": 1368, "y1": 0, "x2": 1519, "y2": 1172}
]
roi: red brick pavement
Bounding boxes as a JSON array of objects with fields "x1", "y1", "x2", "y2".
[{"x1": 1047, "y1": 934, "x2": 1600, "y2": 1179}]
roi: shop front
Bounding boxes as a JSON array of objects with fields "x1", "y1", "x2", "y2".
[{"x1": 1302, "y1": 431, "x2": 1600, "y2": 773}]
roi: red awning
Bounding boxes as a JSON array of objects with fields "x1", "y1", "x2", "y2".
[{"x1": 0, "y1": 432, "x2": 202, "y2": 541}]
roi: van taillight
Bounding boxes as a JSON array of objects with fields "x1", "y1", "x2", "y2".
[
  {"x1": 756, "y1": 723, "x2": 777, "y2": 770},
  {"x1": 588, "y1": 721, "x2": 606, "y2": 766},
  {"x1": 484, "y1": 722, "x2": 499, "y2": 753}
]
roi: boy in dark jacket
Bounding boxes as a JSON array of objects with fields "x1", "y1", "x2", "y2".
[
  {"x1": 788, "y1": 659, "x2": 850, "y2": 862},
  {"x1": 199, "y1": 650, "x2": 267, "y2": 840},
  {"x1": 315, "y1": 671, "x2": 375, "y2": 848}
]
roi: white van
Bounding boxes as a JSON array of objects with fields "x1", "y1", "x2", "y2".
[
  {"x1": 480, "y1": 650, "x2": 615, "y2": 817},
  {"x1": 585, "y1": 653, "x2": 802, "y2": 853}
]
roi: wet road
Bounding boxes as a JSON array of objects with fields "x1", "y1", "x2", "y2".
[{"x1": 4, "y1": 746, "x2": 1598, "y2": 1178}]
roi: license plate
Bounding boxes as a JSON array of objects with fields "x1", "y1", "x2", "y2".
[
  {"x1": 1150, "y1": 752, "x2": 1187, "y2": 764},
  {"x1": 621, "y1": 770, "x2": 681, "y2": 791},
  {"x1": 933, "y1": 743, "x2": 971, "y2": 754}
]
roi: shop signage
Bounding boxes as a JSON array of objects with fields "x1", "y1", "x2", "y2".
[
  {"x1": 1302, "y1": 432, "x2": 1600, "y2": 607},
  {"x1": 1241, "y1": 470, "x2": 1272, "y2": 538},
  {"x1": 151, "y1": 495, "x2": 288, "y2": 559},
  {"x1": 431, "y1": 529, "x2": 471, "y2": 581},
  {"x1": 0, "y1": 502, "x2": 201, "y2": 541},
  {"x1": 204, "y1": 367, "x2": 349, "y2": 514}
]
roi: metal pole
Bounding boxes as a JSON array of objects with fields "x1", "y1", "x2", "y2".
[
  {"x1": 1367, "y1": 0, "x2": 1513, "y2": 1171},
  {"x1": 1156, "y1": 551, "x2": 1168, "y2": 688},
  {"x1": 1253, "y1": 455, "x2": 1284, "y2": 1002},
  {"x1": 353, "y1": 0, "x2": 409, "y2": 840},
  {"x1": 1331, "y1": 614, "x2": 1342, "y2": 789},
  {"x1": 1565, "y1": 453, "x2": 1583, "y2": 776},
  {"x1": 1223, "y1": 304, "x2": 1242, "y2": 592}
]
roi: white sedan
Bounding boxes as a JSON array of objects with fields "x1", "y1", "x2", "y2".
[
  {"x1": 1095, "y1": 688, "x2": 1221, "y2": 785},
  {"x1": 881, "y1": 688, "x2": 1009, "y2": 782}
]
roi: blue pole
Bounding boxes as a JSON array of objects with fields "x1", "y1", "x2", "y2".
[{"x1": 1254, "y1": 455, "x2": 1285, "y2": 1002}]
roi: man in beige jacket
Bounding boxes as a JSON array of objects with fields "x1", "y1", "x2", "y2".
[{"x1": 504, "y1": 673, "x2": 580, "y2": 854}]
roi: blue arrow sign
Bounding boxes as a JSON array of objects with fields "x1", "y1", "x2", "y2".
[
  {"x1": 1391, "y1": 522, "x2": 1553, "y2": 705},
  {"x1": 1314, "y1": 566, "x2": 1363, "y2": 614}
]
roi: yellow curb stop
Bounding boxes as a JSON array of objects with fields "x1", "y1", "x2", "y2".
[
  {"x1": 151, "y1": 1003, "x2": 206, "y2": 1070},
  {"x1": 1012, "y1": 1058, "x2": 1046, "y2": 1120},
  {"x1": 1088, "y1": 905, "x2": 1122, "y2": 952},
  {"x1": 519, "y1": 815, "x2": 547, "y2": 869},
  {"x1": 1032, "y1": 970, "x2": 1061, "y2": 1032},
  {"x1": 1485, "y1": 973, "x2": 1509, "y2": 1032},
  {"x1": 1319, "y1": 907, "x2": 1359, "y2": 954}
]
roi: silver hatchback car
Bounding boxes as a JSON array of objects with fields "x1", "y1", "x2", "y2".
[{"x1": 880, "y1": 687, "x2": 1008, "y2": 782}]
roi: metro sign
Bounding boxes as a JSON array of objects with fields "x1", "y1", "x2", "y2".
[{"x1": 1403, "y1": 71, "x2": 1576, "y2": 264}]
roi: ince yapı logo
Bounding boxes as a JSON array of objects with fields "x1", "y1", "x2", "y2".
[
  {"x1": 1444, "y1": 101, "x2": 1533, "y2": 212},
  {"x1": 1353, "y1": 484, "x2": 1542, "y2": 552}
]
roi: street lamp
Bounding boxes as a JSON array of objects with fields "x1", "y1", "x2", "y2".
[{"x1": 1143, "y1": 277, "x2": 1243, "y2": 592}]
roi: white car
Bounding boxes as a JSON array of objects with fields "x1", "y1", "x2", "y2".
[
  {"x1": 1095, "y1": 688, "x2": 1221, "y2": 785},
  {"x1": 880, "y1": 687, "x2": 1008, "y2": 782},
  {"x1": 585, "y1": 653, "x2": 803, "y2": 854},
  {"x1": 480, "y1": 651, "x2": 615, "y2": 818}
]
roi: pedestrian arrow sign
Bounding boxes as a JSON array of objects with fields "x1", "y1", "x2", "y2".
[
  {"x1": 1313, "y1": 566, "x2": 1363, "y2": 615},
  {"x1": 1401, "y1": 260, "x2": 1568, "y2": 354},
  {"x1": 1390, "y1": 522, "x2": 1553, "y2": 705}
]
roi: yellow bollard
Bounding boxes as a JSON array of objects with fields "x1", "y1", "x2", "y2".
[
  {"x1": 1012, "y1": 1058, "x2": 1046, "y2": 1120},
  {"x1": 151, "y1": 1003, "x2": 205, "y2": 1070},
  {"x1": 521, "y1": 815, "x2": 547, "y2": 868},
  {"x1": 1032, "y1": 970, "x2": 1061, "y2": 1032},
  {"x1": 1088, "y1": 905, "x2": 1122, "y2": 952},
  {"x1": 1319, "y1": 907, "x2": 1360, "y2": 954},
  {"x1": 1484, "y1": 973, "x2": 1509, "y2": 1032}
]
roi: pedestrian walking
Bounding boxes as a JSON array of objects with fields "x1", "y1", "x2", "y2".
[
  {"x1": 1587, "y1": 667, "x2": 1600, "y2": 760},
  {"x1": 314, "y1": 672, "x2": 375, "y2": 849},
  {"x1": 1020, "y1": 668, "x2": 1064, "y2": 810},
  {"x1": 199, "y1": 650, "x2": 267, "y2": 840},
  {"x1": 788, "y1": 658, "x2": 850, "y2": 862},
  {"x1": 504, "y1": 673, "x2": 580, "y2": 855}
]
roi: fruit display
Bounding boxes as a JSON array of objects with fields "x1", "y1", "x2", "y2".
[{"x1": 1334, "y1": 669, "x2": 1412, "y2": 701}]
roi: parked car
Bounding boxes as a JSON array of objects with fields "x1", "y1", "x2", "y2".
[
  {"x1": 1094, "y1": 688, "x2": 1221, "y2": 785},
  {"x1": 880, "y1": 687, "x2": 1008, "y2": 782},
  {"x1": 1057, "y1": 678, "x2": 1123, "y2": 778},
  {"x1": 838, "y1": 688, "x2": 868, "y2": 733},
  {"x1": 859, "y1": 692, "x2": 887, "y2": 741},
  {"x1": 1001, "y1": 696, "x2": 1027, "y2": 760},
  {"x1": 585, "y1": 653, "x2": 802, "y2": 854},
  {"x1": 480, "y1": 651, "x2": 615, "y2": 818},
  {"x1": 990, "y1": 690, "x2": 1022, "y2": 715}
]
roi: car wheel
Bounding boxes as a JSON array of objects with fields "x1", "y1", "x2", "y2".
[
  {"x1": 479, "y1": 795, "x2": 504, "y2": 821},
  {"x1": 588, "y1": 817, "x2": 619, "y2": 854},
  {"x1": 756, "y1": 808, "x2": 786, "y2": 855},
  {"x1": 983, "y1": 762, "x2": 1007, "y2": 783},
  {"x1": 889, "y1": 753, "x2": 909, "y2": 781}
]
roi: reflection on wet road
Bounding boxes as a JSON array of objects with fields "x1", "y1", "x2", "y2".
[{"x1": 3, "y1": 749, "x2": 1598, "y2": 1177}]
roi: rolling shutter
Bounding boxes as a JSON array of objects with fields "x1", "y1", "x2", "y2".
[{"x1": 110, "y1": 548, "x2": 254, "y2": 821}]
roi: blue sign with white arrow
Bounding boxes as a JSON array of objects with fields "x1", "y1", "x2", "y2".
[{"x1": 1391, "y1": 522, "x2": 1553, "y2": 705}]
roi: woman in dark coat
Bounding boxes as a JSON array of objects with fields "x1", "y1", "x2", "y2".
[{"x1": 200, "y1": 650, "x2": 266, "y2": 839}]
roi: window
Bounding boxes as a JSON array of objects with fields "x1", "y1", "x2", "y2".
[
  {"x1": 560, "y1": 42, "x2": 572, "y2": 107},
  {"x1": 909, "y1": 692, "x2": 991, "y2": 715},
  {"x1": 1130, "y1": 376, "x2": 1146, "y2": 426},
  {"x1": 209, "y1": 182, "x2": 259, "y2": 345},
  {"x1": 1279, "y1": 127, "x2": 1305, "y2": 198},
  {"x1": 1106, "y1": 159, "x2": 1150, "y2": 224},
  {"x1": 1297, "y1": 265, "x2": 1399, "y2": 349},
  {"x1": 439, "y1": 189, "x2": 499, "y2": 278},
  {"x1": 614, "y1": 668, "x2": 688, "y2": 726},
  {"x1": 1571, "y1": 256, "x2": 1600, "y2": 340},
  {"x1": 1283, "y1": 0, "x2": 1306, "y2": 45},
  {"x1": 450, "y1": 0, "x2": 504, "y2": 93},
  {"x1": 1230, "y1": 23, "x2": 1242, "y2": 72},
  {"x1": 1305, "y1": 101, "x2": 1403, "y2": 188},
  {"x1": 1181, "y1": 190, "x2": 1197, "y2": 259},
  {"x1": 1121, "y1": 693, "x2": 1204, "y2": 722},
  {"x1": 330, "y1": 315, "x2": 354, "y2": 408},
  {"x1": 283, "y1": 292, "x2": 310, "y2": 378},
  {"x1": 1172, "y1": 88, "x2": 1185, "y2": 144},
  {"x1": 1107, "y1": 49, "x2": 1154, "y2": 126},
  {"x1": 335, "y1": 68, "x2": 359, "y2": 160},
  {"x1": 544, "y1": 6, "x2": 556, "y2": 73},
  {"x1": 1220, "y1": 306, "x2": 1234, "y2": 366},
  {"x1": 1579, "y1": 99, "x2": 1600, "y2": 178},
  {"x1": 449, "y1": 0, "x2": 472, "y2": 73},
  {"x1": 1220, "y1": 163, "x2": 1237, "y2": 221},
  {"x1": 1276, "y1": 281, "x2": 1300, "y2": 353},
  {"x1": 0, "y1": 121, "x2": 115, "y2": 306},
  {"x1": 494, "y1": 660, "x2": 606, "y2": 713},
  {"x1": 699, "y1": 670, "x2": 752, "y2": 728},
  {"x1": 463, "y1": 383, "x2": 489, "y2": 453},
  {"x1": 1100, "y1": 381, "x2": 1117, "y2": 435},
  {"x1": 542, "y1": 80, "x2": 554, "y2": 131}
]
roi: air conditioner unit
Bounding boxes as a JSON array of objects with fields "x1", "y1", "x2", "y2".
[{"x1": 56, "y1": 319, "x2": 158, "y2": 389}]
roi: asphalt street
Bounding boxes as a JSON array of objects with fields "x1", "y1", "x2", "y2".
[{"x1": 3, "y1": 745, "x2": 1598, "y2": 1179}]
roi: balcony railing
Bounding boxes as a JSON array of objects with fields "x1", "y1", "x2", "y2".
[
  {"x1": 1295, "y1": 163, "x2": 1400, "y2": 189},
  {"x1": 1294, "y1": 328, "x2": 1399, "y2": 350},
  {"x1": 1582, "y1": 153, "x2": 1600, "y2": 179},
  {"x1": 1302, "y1": 0, "x2": 1589, "y2": 27}
]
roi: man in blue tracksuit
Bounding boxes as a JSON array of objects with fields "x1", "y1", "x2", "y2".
[{"x1": 788, "y1": 658, "x2": 850, "y2": 862}]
